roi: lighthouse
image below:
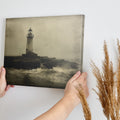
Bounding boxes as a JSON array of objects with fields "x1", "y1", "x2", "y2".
[
  {"x1": 26, "y1": 28, "x2": 34, "y2": 54},
  {"x1": 22, "y1": 28, "x2": 37, "y2": 57}
]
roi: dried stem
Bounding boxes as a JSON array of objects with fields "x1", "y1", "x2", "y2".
[{"x1": 76, "y1": 85, "x2": 91, "y2": 120}]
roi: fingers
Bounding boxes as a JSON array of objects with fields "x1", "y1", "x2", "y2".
[
  {"x1": 0, "y1": 67, "x2": 2, "y2": 73},
  {"x1": 73, "y1": 72, "x2": 87, "y2": 88},
  {"x1": 0, "y1": 67, "x2": 6, "y2": 79},
  {"x1": 0, "y1": 67, "x2": 14, "y2": 94},
  {"x1": 69, "y1": 71, "x2": 81, "y2": 82},
  {"x1": 77, "y1": 72, "x2": 87, "y2": 82},
  {"x1": 80, "y1": 72, "x2": 87, "y2": 79},
  {"x1": 5, "y1": 85, "x2": 11, "y2": 91},
  {"x1": 5, "y1": 85, "x2": 14, "y2": 92}
]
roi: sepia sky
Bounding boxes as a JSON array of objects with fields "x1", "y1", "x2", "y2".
[{"x1": 5, "y1": 15, "x2": 84, "y2": 62}]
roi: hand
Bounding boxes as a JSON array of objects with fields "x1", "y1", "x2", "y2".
[
  {"x1": 64, "y1": 71, "x2": 89, "y2": 107},
  {"x1": 34, "y1": 71, "x2": 89, "y2": 120},
  {"x1": 0, "y1": 67, "x2": 14, "y2": 97}
]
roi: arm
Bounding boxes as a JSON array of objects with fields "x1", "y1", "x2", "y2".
[
  {"x1": 35, "y1": 71, "x2": 89, "y2": 120},
  {"x1": 0, "y1": 67, "x2": 14, "y2": 97}
]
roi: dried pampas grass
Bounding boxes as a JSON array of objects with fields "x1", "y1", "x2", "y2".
[
  {"x1": 91, "y1": 40, "x2": 120, "y2": 120},
  {"x1": 76, "y1": 85, "x2": 91, "y2": 120}
]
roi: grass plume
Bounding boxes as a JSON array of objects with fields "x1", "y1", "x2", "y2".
[{"x1": 91, "y1": 40, "x2": 120, "y2": 120}]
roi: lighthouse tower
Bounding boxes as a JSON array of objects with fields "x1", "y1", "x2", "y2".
[{"x1": 26, "y1": 28, "x2": 34, "y2": 54}]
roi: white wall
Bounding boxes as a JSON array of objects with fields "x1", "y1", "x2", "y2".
[{"x1": 0, "y1": 0, "x2": 119, "y2": 119}]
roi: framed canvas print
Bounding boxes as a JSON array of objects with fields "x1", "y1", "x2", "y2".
[{"x1": 4, "y1": 15, "x2": 84, "y2": 88}]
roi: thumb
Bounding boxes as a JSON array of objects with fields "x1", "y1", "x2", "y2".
[{"x1": 0, "y1": 67, "x2": 6, "y2": 79}]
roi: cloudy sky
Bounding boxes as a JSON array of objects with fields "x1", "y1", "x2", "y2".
[{"x1": 5, "y1": 15, "x2": 84, "y2": 62}]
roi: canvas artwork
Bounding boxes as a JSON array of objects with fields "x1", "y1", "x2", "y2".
[{"x1": 4, "y1": 15, "x2": 84, "y2": 88}]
